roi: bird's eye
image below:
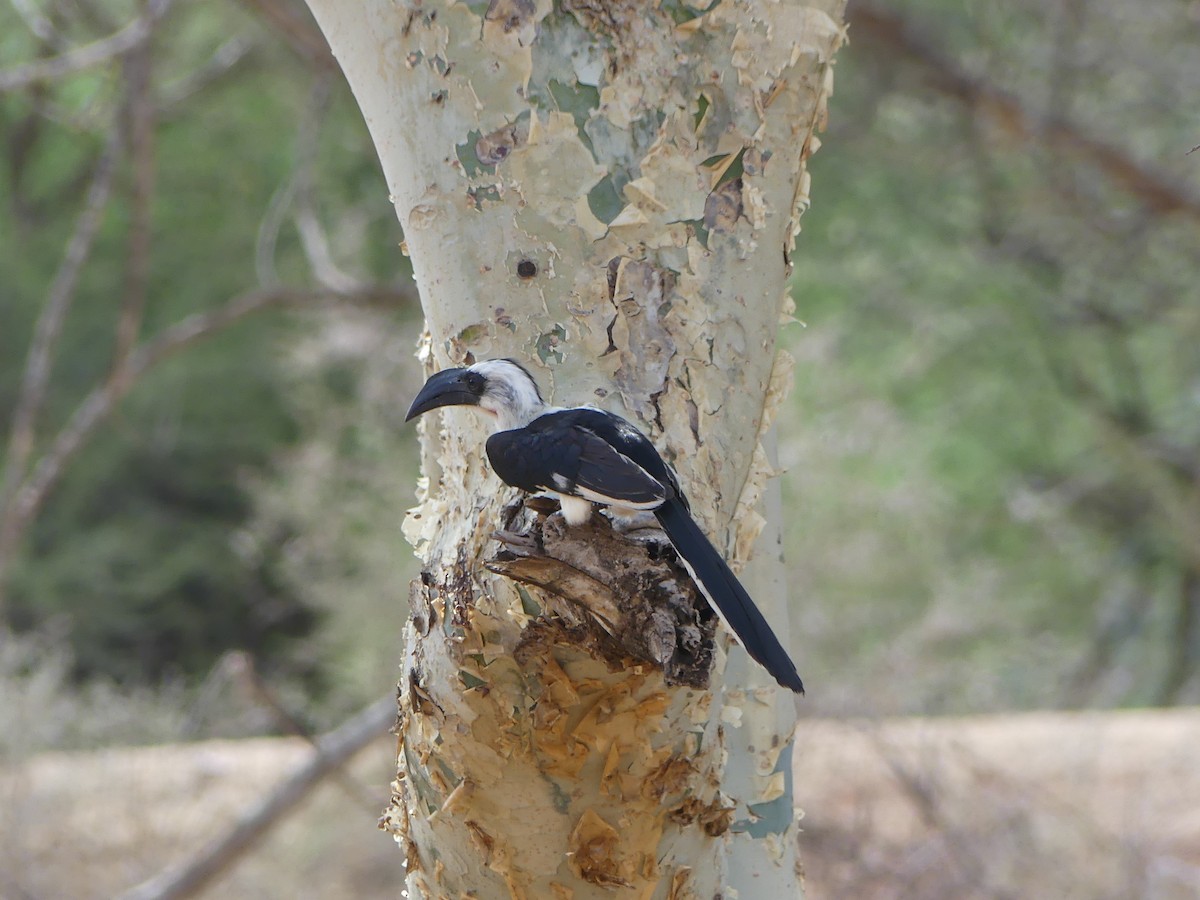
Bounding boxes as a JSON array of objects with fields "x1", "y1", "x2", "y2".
[{"x1": 464, "y1": 372, "x2": 486, "y2": 395}]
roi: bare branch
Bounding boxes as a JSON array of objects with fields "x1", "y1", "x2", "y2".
[
  {"x1": 183, "y1": 650, "x2": 381, "y2": 807},
  {"x1": 254, "y1": 75, "x2": 330, "y2": 288},
  {"x1": 1087, "y1": 414, "x2": 1200, "y2": 573},
  {"x1": 118, "y1": 695, "x2": 396, "y2": 900},
  {"x1": 224, "y1": 651, "x2": 381, "y2": 808},
  {"x1": 1063, "y1": 579, "x2": 1154, "y2": 705},
  {"x1": 294, "y1": 205, "x2": 365, "y2": 292},
  {"x1": 1, "y1": 283, "x2": 415, "y2": 563},
  {"x1": 0, "y1": 125, "x2": 122, "y2": 567},
  {"x1": 851, "y1": 2, "x2": 1200, "y2": 222},
  {"x1": 110, "y1": 22, "x2": 157, "y2": 391},
  {"x1": 255, "y1": 72, "x2": 367, "y2": 292},
  {"x1": 8, "y1": 0, "x2": 62, "y2": 46},
  {"x1": 0, "y1": 0, "x2": 176, "y2": 93},
  {"x1": 1159, "y1": 571, "x2": 1200, "y2": 705},
  {"x1": 1043, "y1": 353, "x2": 1200, "y2": 572},
  {"x1": 291, "y1": 75, "x2": 364, "y2": 292},
  {"x1": 157, "y1": 35, "x2": 257, "y2": 111},
  {"x1": 288, "y1": 75, "x2": 367, "y2": 292},
  {"x1": 254, "y1": 177, "x2": 295, "y2": 287}
]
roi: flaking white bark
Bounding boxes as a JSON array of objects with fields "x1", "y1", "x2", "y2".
[{"x1": 302, "y1": 1, "x2": 845, "y2": 896}]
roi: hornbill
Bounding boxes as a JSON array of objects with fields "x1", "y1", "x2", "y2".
[{"x1": 405, "y1": 358, "x2": 805, "y2": 694}]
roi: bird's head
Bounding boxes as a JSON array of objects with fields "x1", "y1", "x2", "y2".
[{"x1": 405, "y1": 359, "x2": 547, "y2": 431}]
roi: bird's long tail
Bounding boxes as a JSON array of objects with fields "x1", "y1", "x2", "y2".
[{"x1": 654, "y1": 498, "x2": 805, "y2": 694}]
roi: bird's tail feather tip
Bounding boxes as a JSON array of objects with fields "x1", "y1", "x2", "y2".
[{"x1": 655, "y1": 498, "x2": 807, "y2": 695}]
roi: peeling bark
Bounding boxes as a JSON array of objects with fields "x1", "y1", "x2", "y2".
[{"x1": 303, "y1": 0, "x2": 846, "y2": 895}]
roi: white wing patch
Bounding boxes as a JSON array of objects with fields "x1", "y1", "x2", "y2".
[{"x1": 575, "y1": 484, "x2": 663, "y2": 510}]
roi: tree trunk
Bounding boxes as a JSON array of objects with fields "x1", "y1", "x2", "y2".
[{"x1": 302, "y1": 1, "x2": 845, "y2": 895}]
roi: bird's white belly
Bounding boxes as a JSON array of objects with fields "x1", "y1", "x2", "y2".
[{"x1": 554, "y1": 494, "x2": 594, "y2": 526}]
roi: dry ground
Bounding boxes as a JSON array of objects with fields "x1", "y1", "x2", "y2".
[
  {"x1": 792, "y1": 709, "x2": 1200, "y2": 899},
  {"x1": 2, "y1": 709, "x2": 1197, "y2": 898}
]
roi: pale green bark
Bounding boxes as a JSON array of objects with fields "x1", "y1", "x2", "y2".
[{"x1": 302, "y1": 1, "x2": 845, "y2": 896}]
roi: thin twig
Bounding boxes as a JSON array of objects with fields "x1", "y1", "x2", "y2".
[
  {"x1": 8, "y1": 0, "x2": 62, "y2": 46},
  {"x1": 0, "y1": 0, "x2": 176, "y2": 93},
  {"x1": 294, "y1": 206, "x2": 364, "y2": 292},
  {"x1": 0, "y1": 125, "x2": 122, "y2": 581},
  {"x1": 235, "y1": 0, "x2": 335, "y2": 70},
  {"x1": 157, "y1": 35, "x2": 256, "y2": 112},
  {"x1": 118, "y1": 695, "x2": 397, "y2": 900},
  {"x1": 111, "y1": 15, "x2": 157, "y2": 391},
  {"x1": 255, "y1": 72, "x2": 366, "y2": 292},
  {"x1": 226, "y1": 651, "x2": 381, "y2": 808},
  {"x1": 1044, "y1": 355, "x2": 1200, "y2": 572},
  {"x1": 1158, "y1": 570, "x2": 1200, "y2": 705},
  {"x1": 1063, "y1": 578, "x2": 1152, "y2": 705},
  {"x1": 254, "y1": 177, "x2": 296, "y2": 287},
  {"x1": 254, "y1": 74, "x2": 331, "y2": 287},
  {"x1": 291, "y1": 74, "x2": 363, "y2": 292}
]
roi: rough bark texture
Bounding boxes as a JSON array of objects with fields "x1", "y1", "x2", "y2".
[{"x1": 302, "y1": 1, "x2": 845, "y2": 896}]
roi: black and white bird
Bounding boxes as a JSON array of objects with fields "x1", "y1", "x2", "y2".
[{"x1": 405, "y1": 358, "x2": 805, "y2": 694}]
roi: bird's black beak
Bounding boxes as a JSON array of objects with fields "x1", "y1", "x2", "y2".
[{"x1": 405, "y1": 368, "x2": 478, "y2": 421}]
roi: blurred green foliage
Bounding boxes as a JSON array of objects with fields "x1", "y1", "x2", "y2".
[
  {"x1": 784, "y1": 0, "x2": 1200, "y2": 711},
  {"x1": 0, "y1": 0, "x2": 404, "y2": 695}
]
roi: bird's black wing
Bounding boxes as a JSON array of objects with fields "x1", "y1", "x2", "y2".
[
  {"x1": 485, "y1": 409, "x2": 669, "y2": 507},
  {"x1": 558, "y1": 408, "x2": 687, "y2": 507}
]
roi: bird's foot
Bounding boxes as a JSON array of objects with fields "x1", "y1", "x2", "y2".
[
  {"x1": 604, "y1": 508, "x2": 659, "y2": 532},
  {"x1": 492, "y1": 530, "x2": 538, "y2": 555}
]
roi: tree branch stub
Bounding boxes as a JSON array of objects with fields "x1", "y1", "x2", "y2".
[{"x1": 486, "y1": 503, "x2": 717, "y2": 690}]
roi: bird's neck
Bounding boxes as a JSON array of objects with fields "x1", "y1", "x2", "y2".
[{"x1": 490, "y1": 390, "x2": 557, "y2": 432}]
